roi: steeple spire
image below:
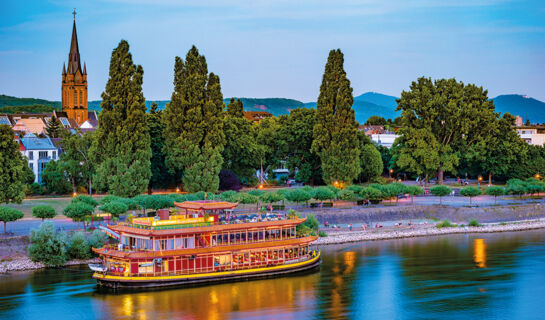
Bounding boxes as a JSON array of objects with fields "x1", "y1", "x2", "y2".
[
  {"x1": 62, "y1": 62, "x2": 66, "y2": 75},
  {"x1": 67, "y1": 9, "x2": 81, "y2": 74}
]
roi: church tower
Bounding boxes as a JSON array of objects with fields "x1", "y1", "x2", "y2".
[{"x1": 61, "y1": 10, "x2": 88, "y2": 125}]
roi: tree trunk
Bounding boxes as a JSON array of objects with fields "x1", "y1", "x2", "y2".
[
  {"x1": 494, "y1": 195, "x2": 497, "y2": 205},
  {"x1": 438, "y1": 169, "x2": 444, "y2": 185},
  {"x1": 488, "y1": 172, "x2": 493, "y2": 186},
  {"x1": 88, "y1": 179, "x2": 93, "y2": 195},
  {"x1": 440, "y1": 196, "x2": 442, "y2": 206},
  {"x1": 425, "y1": 173, "x2": 429, "y2": 187},
  {"x1": 3, "y1": 222, "x2": 6, "y2": 234},
  {"x1": 72, "y1": 177, "x2": 76, "y2": 194},
  {"x1": 470, "y1": 197, "x2": 472, "y2": 206}
]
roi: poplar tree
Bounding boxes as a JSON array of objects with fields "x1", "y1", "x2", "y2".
[
  {"x1": 164, "y1": 46, "x2": 225, "y2": 192},
  {"x1": 0, "y1": 125, "x2": 28, "y2": 204},
  {"x1": 311, "y1": 49, "x2": 360, "y2": 184},
  {"x1": 222, "y1": 98, "x2": 260, "y2": 182},
  {"x1": 89, "y1": 40, "x2": 151, "y2": 197},
  {"x1": 147, "y1": 103, "x2": 172, "y2": 192}
]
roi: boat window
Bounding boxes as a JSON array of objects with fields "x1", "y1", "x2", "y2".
[{"x1": 168, "y1": 239, "x2": 174, "y2": 250}]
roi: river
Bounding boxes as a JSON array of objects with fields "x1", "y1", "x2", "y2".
[{"x1": 1, "y1": 230, "x2": 545, "y2": 319}]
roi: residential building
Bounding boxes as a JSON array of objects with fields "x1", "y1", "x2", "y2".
[
  {"x1": 244, "y1": 111, "x2": 273, "y2": 123},
  {"x1": 370, "y1": 133, "x2": 399, "y2": 148},
  {"x1": 11, "y1": 118, "x2": 47, "y2": 135},
  {"x1": 515, "y1": 126, "x2": 545, "y2": 146},
  {"x1": 19, "y1": 133, "x2": 59, "y2": 183}
]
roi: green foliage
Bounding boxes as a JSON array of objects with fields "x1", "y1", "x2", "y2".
[
  {"x1": 226, "y1": 98, "x2": 244, "y2": 118},
  {"x1": 67, "y1": 232, "x2": 91, "y2": 260},
  {"x1": 311, "y1": 49, "x2": 360, "y2": 184},
  {"x1": 365, "y1": 116, "x2": 388, "y2": 126},
  {"x1": 134, "y1": 195, "x2": 173, "y2": 211},
  {"x1": 345, "y1": 184, "x2": 363, "y2": 195},
  {"x1": 248, "y1": 189, "x2": 266, "y2": 197},
  {"x1": 460, "y1": 186, "x2": 482, "y2": 206},
  {"x1": 31, "y1": 205, "x2": 57, "y2": 221},
  {"x1": 58, "y1": 131, "x2": 95, "y2": 194},
  {"x1": 386, "y1": 183, "x2": 409, "y2": 201},
  {"x1": 147, "y1": 103, "x2": 172, "y2": 190},
  {"x1": 285, "y1": 189, "x2": 312, "y2": 204},
  {"x1": 100, "y1": 195, "x2": 122, "y2": 205},
  {"x1": 222, "y1": 112, "x2": 260, "y2": 182},
  {"x1": 0, "y1": 104, "x2": 58, "y2": 114},
  {"x1": 164, "y1": 46, "x2": 225, "y2": 193},
  {"x1": 485, "y1": 186, "x2": 505, "y2": 198},
  {"x1": 0, "y1": 94, "x2": 60, "y2": 108},
  {"x1": 277, "y1": 108, "x2": 321, "y2": 184},
  {"x1": 90, "y1": 40, "x2": 151, "y2": 197},
  {"x1": 259, "y1": 191, "x2": 284, "y2": 204},
  {"x1": 337, "y1": 189, "x2": 356, "y2": 201},
  {"x1": 0, "y1": 206, "x2": 24, "y2": 233},
  {"x1": 41, "y1": 160, "x2": 71, "y2": 194},
  {"x1": 359, "y1": 136, "x2": 383, "y2": 182},
  {"x1": 28, "y1": 222, "x2": 67, "y2": 267},
  {"x1": 396, "y1": 77, "x2": 496, "y2": 183},
  {"x1": 72, "y1": 195, "x2": 98, "y2": 208},
  {"x1": 436, "y1": 220, "x2": 456, "y2": 228},
  {"x1": 406, "y1": 185, "x2": 424, "y2": 196},
  {"x1": 360, "y1": 187, "x2": 383, "y2": 203},
  {"x1": 0, "y1": 125, "x2": 28, "y2": 204},
  {"x1": 99, "y1": 201, "x2": 128, "y2": 217},
  {"x1": 312, "y1": 186, "x2": 335, "y2": 201},
  {"x1": 29, "y1": 183, "x2": 45, "y2": 195},
  {"x1": 318, "y1": 230, "x2": 327, "y2": 237},
  {"x1": 303, "y1": 213, "x2": 319, "y2": 231},
  {"x1": 88, "y1": 229, "x2": 108, "y2": 249},
  {"x1": 219, "y1": 190, "x2": 238, "y2": 202},
  {"x1": 63, "y1": 202, "x2": 94, "y2": 224},
  {"x1": 45, "y1": 116, "x2": 63, "y2": 138},
  {"x1": 293, "y1": 211, "x2": 319, "y2": 236},
  {"x1": 430, "y1": 185, "x2": 452, "y2": 205},
  {"x1": 236, "y1": 193, "x2": 259, "y2": 204},
  {"x1": 468, "y1": 219, "x2": 481, "y2": 227},
  {"x1": 506, "y1": 179, "x2": 527, "y2": 198}
]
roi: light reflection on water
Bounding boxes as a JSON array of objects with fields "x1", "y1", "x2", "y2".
[{"x1": 0, "y1": 230, "x2": 545, "y2": 319}]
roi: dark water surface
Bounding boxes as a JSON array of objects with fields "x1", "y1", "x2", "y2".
[{"x1": 1, "y1": 230, "x2": 545, "y2": 320}]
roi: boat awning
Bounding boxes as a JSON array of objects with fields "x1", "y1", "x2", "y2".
[
  {"x1": 174, "y1": 200, "x2": 239, "y2": 211},
  {"x1": 100, "y1": 225, "x2": 120, "y2": 240}
]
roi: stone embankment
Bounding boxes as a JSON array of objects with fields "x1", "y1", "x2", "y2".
[
  {"x1": 0, "y1": 255, "x2": 100, "y2": 274},
  {"x1": 315, "y1": 219, "x2": 545, "y2": 245}
]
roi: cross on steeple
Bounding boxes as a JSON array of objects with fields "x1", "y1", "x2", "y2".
[{"x1": 72, "y1": 8, "x2": 76, "y2": 21}]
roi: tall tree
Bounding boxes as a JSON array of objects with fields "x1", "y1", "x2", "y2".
[
  {"x1": 0, "y1": 125, "x2": 27, "y2": 204},
  {"x1": 358, "y1": 132, "x2": 383, "y2": 182},
  {"x1": 226, "y1": 98, "x2": 244, "y2": 118},
  {"x1": 278, "y1": 108, "x2": 322, "y2": 184},
  {"x1": 89, "y1": 40, "x2": 151, "y2": 197},
  {"x1": 58, "y1": 131, "x2": 94, "y2": 194},
  {"x1": 163, "y1": 46, "x2": 225, "y2": 192},
  {"x1": 222, "y1": 99, "x2": 260, "y2": 182},
  {"x1": 147, "y1": 103, "x2": 172, "y2": 193},
  {"x1": 396, "y1": 77, "x2": 496, "y2": 184},
  {"x1": 311, "y1": 49, "x2": 360, "y2": 184},
  {"x1": 45, "y1": 116, "x2": 63, "y2": 138},
  {"x1": 255, "y1": 116, "x2": 283, "y2": 179}
]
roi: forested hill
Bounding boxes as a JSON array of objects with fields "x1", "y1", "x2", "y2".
[{"x1": 2, "y1": 93, "x2": 545, "y2": 124}]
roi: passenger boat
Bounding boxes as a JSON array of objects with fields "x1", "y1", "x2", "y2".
[{"x1": 91, "y1": 200, "x2": 321, "y2": 289}]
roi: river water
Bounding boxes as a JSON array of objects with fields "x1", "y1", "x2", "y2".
[{"x1": 1, "y1": 230, "x2": 545, "y2": 320}]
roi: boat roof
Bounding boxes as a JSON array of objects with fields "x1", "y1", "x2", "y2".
[
  {"x1": 110, "y1": 217, "x2": 306, "y2": 237},
  {"x1": 174, "y1": 200, "x2": 238, "y2": 211}
]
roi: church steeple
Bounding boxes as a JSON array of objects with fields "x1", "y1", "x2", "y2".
[
  {"x1": 67, "y1": 10, "x2": 82, "y2": 75},
  {"x1": 61, "y1": 9, "x2": 88, "y2": 126}
]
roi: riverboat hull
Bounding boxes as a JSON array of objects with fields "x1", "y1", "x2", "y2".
[{"x1": 93, "y1": 252, "x2": 321, "y2": 289}]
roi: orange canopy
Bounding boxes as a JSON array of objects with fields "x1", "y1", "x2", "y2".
[{"x1": 174, "y1": 200, "x2": 238, "y2": 211}]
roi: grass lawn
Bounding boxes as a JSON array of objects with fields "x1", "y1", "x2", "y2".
[{"x1": 4, "y1": 197, "x2": 74, "y2": 219}]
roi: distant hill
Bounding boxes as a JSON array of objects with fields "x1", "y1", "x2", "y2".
[
  {"x1": 492, "y1": 95, "x2": 545, "y2": 124},
  {"x1": 3, "y1": 92, "x2": 545, "y2": 124}
]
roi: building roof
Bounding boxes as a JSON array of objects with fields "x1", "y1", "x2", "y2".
[
  {"x1": 11, "y1": 118, "x2": 47, "y2": 135},
  {"x1": 20, "y1": 133, "x2": 57, "y2": 150},
  {"x1": 66, "y1": 19, "x2": 83, "y2": 75},
  {"x1": 244, "y1": 111, "x2": 273, "y2": 122},
  {"x1": 174, "y1": 200, "x2": 239, "y2": 211}
]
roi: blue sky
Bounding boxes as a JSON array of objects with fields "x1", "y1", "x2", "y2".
[{"x1": 1, "y1": 0, "x2": 544, "y2": 102}]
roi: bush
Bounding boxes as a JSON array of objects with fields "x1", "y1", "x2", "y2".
[
  {"x1": 318, "y1": 231, "x2": 327, "y2": 237},
  {"x1": 167, "y1": 193, "x2": 188, "y2": 202},
  {"x1": 67, "y1": 232, "x2": 91, "y2": 260},
  {"x1": 0, "y1": 207, "x2": 24, "y2": 233},
  {"x1": 468, "y1": 219, "x2": 481, "y2": 227},
  {"x1": 385, "y1": 183, "x2": 409, "y2": 202},
  {"x1": 29, "y1": 183, "x2": 45, "y2": 195},
  {"x1": 406, "y1": 185, "x2": 424, "y2": 203},
  {"x1": 100, "y1": 201, "x2": 129, "y2": 218},
  {"x1": 430, "y1": 185, "x2": 452, "y2": 205},
  {"x1": 63, "y1": 202, "x2": 94, "y2": 228},
  {"x1": 460, "y1": 186, "x2": 482, "y2": 206},
  {"x1": 88, "y1": 229, "x2": 108, "y2": 249},
  {"x1": 312, "y1": 186, "x2": 335, "y2": 202},
  {"x1": 134, "y1": 195, "x2": 173, "y2": 212},
  {"x1": 28, "y1": 221, "x2": 68, "y2": 266},
  {"x1": 360, "y1": 187, "x2": 383, "y2": 204},
  {"x1": 337, "y1": 189, "x2": 356, "y2": 201},
  {"x1": 72, "y1": 195, "x2": 98, "y2": 208},
  {"x1": 31, "y1": 205, "x2": 57, "y2": 221},
  {"x1": 485, "y1": 186, "x2": 505, "y2": 205},
  {"x1": 345, "y1": 185, "x2": 364, "y2": 195},
  {"x1": 300, "y1": 186, "x2": 314, "y2": 194},
  {"x1": 436, "y1": 220, "x2": 456, "y2": 228},
  {"x1": 260, "y1": 191, "x2": 284, "y2": 205},
  {"x1": 236, "y1": 193, "x2": 259, "y2": 204},
  {"x1": 100, "y1": 195, "x2": 122, "y2": 205},
  {"x1": 248, "y1": 189, "x2": 266, "y2": 197},
  {"x1": 219, "y1": 190, "x2": 238, "y2": 202},
  {"x1": 303, "y1": 213, "x2": 319, "y2": 231},
  {"x1": 219, "y1": 170, "x2": 241, "y2": 191},
  {"x1": 285, "y1": 189, "x2": 312, "y2": 206}
]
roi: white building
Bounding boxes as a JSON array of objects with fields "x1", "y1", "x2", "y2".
[
  {"x1": 19, "y1": 133, "x2": 59, "y2": 183},
  {"x1": 515, "y1": 127, "x2": 545, "y2": 146},
  {"x1": 371, "y1": 133, "x2": 399, "y2": 148}
]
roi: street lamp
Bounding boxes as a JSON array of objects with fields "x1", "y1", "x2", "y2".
[
  {"x1": 478, "y1": 176, "x2": 483, "y2": 187},
  {"x1": 176, "y1": 186, "x2": 180, "y2": 193},
  {"x1": 389, "y1": 169, "x2": 393, "y2": 178},
  {"x1": 536, "y1": 173, "x2": 541, "y2": 180}
]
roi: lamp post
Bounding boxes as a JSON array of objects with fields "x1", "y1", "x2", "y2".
[
  {"x1": 478, "y1": 176, "x2": 483, "y2": 187},
  {"x1": 389, "y1": 169, "x2": 393, "y2": 178}
]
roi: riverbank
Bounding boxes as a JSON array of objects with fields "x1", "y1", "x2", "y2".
[
  {"x1": 314, "y1": 219, "x2": 545, "y2": 245},
  {"x1": 0, "y1": 254, "x2": 100, "y2": 274}
]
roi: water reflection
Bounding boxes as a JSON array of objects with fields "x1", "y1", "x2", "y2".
[
  {"x1": 0, "y1": 231, "x2": 544, "y2": 319},
  {"x1": 474, "y1": 238, "x2": 487, "y2": 268}
]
